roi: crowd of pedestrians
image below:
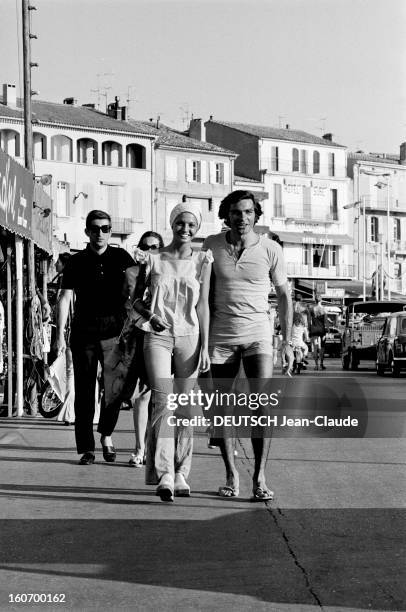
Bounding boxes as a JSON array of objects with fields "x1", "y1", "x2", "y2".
[{"x1": 53, "y1": 190, "x2": 297, "y2": 502}]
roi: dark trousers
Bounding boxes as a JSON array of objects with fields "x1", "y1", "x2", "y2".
[{"x1": 71, "y1": 335, "x2": 121, "y2": 454}]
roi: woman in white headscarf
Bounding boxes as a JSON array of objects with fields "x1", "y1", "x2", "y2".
[{"x1": 133, "y1": 203, "x2": 212, "y2": 502}]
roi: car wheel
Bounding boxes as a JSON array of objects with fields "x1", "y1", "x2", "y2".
[
  {"x1": 389, "y1": 354, "x2": 400, "y2": 378},
  {"x1": 38, "y1": 382, "x2": 63, "y2": 419},
  {"x1": 376, "y1": 361, "x2": 385, "y2": 376}
]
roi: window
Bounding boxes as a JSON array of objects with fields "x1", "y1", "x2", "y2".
[
  {"x1": 165, "y1": 157, "x2": 178, "y2": 181},
  {"x1": 330, "y1": 189, "x2": 338, "y2": 220},
  {"x1": 302, "y1": 244, "x2": 310, "y2": 265},
  {"x1": 273, "y1": 183, "x2": 282, "y2": 217},
  {"x1": 77, "y1": 138, "x2": 98, "y2": 164},
  {"x1": 101, "y1": 184, "x2": 123, "y2": 218},
  {"x1": 56, "y1": 182, "x2": 69, "y2": 217},
  {"x1": 313, "y1": 245, "x2": 327, "y2": 268},
  {"x1": 192, "y1": 160, "x2": 201, "y2": 182},
  {"x1": 330, "y1": 246, "x2": 337, "y2": 266},
  {"x1": 313, "y1": 151, "x2": 320, "y2": 174},
  {"x1": 292, "y1": 148, "x2": 299, "y2": 172},
  {"x1": 271, "y1": 146, "x2": 279, "y2": 171},
  {"x1": 370, "y1": 216, "x2": 379, "y2": 242},
  {"x1": 33, "y1": 133, "x2": 47, "y2": 160},
  {"x1": 102, "y1": 141, "x2": 122, "y2": 167},
  {"x1": 0, "y1": 129, "x2": 20, "y2": 157},
  {"x1": 393, "y1": 218, "x2": 401, "y2": 241},
  {"x1": 300, "y1": 150, "x2": 308, "y2": 173},
  {"x1": 215, "y1": 163, "x2": 224, "y2": 184},
  {"x1": 328, "y1": 153, "x2": 335, "y2": 176},
  {"x1": 126, "y1": 144, "x2": 146, "y2": 169},
  {"x1": 51, "y1": 135, "x2": 72, "y2": 162}
]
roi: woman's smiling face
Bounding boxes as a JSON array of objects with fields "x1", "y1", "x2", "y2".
[{"x1": 172, "y1": 212, "x2": 198, "y2": 242}]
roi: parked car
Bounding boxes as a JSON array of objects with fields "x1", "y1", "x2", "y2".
[
  {"x1": 342, "y1": 300, "x2": 406, "y2": 370},
  {"x1": 376, "y1": 311, "x2": 406, "y2": 376},
  {"x1": 325, "y1": 326, "x2": 342, "y2": 357}
]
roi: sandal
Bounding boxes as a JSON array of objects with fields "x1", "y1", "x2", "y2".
[
  {"x1": 218, "y1": 485, "x2": 239, "y2": 498},
  {"x1": 251, "y1": 485, "x2": 274, "y2": 502},
  {"x1": 129, "y1": 453, "x2": 144, "y2": 468}
]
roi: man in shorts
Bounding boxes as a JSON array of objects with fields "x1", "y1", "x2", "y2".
[{"x1": 203, "y1": 190, "x2": 292, "y2": 500}]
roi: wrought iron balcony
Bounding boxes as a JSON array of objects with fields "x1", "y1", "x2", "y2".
[
  {"x1": 111, "y1": 217, "x2": 133, "y2": 235},
  {"x1": 286, "y1": 263, "x2": 354, "y2": 278}
]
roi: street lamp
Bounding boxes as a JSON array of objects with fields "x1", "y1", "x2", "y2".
[{"x1": 375, "y1": 175, "x2": 391, "y2": 300}]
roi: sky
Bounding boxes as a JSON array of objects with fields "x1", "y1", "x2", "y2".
[{"x1": 1, "y1": 0, "x2": 405, "y2": 153}]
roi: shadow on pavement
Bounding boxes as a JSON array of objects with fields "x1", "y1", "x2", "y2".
[{"x1": 0, "y1": 509, "x2": 405, "y2": 610}]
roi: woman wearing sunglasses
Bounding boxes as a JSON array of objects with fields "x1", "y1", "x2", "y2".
[
  {"x1": 122, "y1": 231, "x2": 164, "y2": 468},
  {"x1": 133, "y1": 203, "x2": 212, "y2": 502}
]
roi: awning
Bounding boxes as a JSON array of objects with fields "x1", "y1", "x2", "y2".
[{"x1": 274, "y1": 231, "x2": 353, "y2": 245}]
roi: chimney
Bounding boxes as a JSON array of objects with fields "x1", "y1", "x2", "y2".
[
  {"x1": 323, "y1": 133, "x2": 333, "y2": 142},
  {"x1": 121, "y1": 106, "x2": 127, "y2": 121},
  {"x1": 107, "y1": 96, "x2": 121, "y2": 119},
  {"x1": 400, "y1": 142, "x2": 406, "y2": 165},
  {"x1": 189, "y1": 118, "x2": 206, "y2": 141},
  {"x1": 3, "y1": 84, "x2": 17, "y2": 108},
  {"x1": 63, "y1": 97, "x2": 77, "y2": 106}
]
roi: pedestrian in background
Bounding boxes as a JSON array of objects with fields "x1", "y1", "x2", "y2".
[{"x1": 122, "y1": 231, "x2": 164, "y2": 467}]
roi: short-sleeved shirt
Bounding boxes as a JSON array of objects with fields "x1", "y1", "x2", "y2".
[
  {"x1": 62, "y1": 245, "x2": 135, "y2": 338},
  {"x1": 203, "y1": 232, "x2": 287, "y2": 345},
  {"x1": 137, "y1": 250, "x2": 212, "y2": 337}
]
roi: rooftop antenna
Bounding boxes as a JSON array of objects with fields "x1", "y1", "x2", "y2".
[
  {"x1": 91, "y1": 71, "x2": 114, "y2": 110},
  {"x1": 180, "y1": 104, "x2": 190, "y2": 129},
  {"x1": 126, "y1": 85, "x2": 137, "y2": 119}
]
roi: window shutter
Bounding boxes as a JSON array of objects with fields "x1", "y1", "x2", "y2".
[
  {"x1": 223, "y1": 162, "x2": 230, "y2": 186},
  {"x1": 200, "y1": 161, "x2": 207, "y2": 183},
  {"x1": 131, "y1": 188, "x2": 143, "y2": 222},
  {"x1": 209, "y1": 161, "x2": 216, "y2": 183},
  {"x1": 185, "y1": 159, "x2": 193, "y2": 182}
]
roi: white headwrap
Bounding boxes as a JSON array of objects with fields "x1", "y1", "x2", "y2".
[{"x1": 169, "y1": 202, "x2": 202, "y2": 229}]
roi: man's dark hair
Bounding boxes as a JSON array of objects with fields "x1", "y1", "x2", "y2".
[
  {"x1": 218, "y1": 190, "x2": 263, "y2": 227},
  {"x1": 86, "y1": 210, "x2": 111, "y2": 228},
  {"x1": 138, "y1": 231, "x2": 164, "y2": 249}
]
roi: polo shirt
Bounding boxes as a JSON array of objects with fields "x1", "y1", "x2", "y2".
[
  {"x1": 62, "y1": 245, "x2": 135, "y2": 328},
  {"x1": 203, "y1": 232, "x2": 287, "y2": 345}
]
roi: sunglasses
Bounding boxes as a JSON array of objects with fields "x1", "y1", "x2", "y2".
[
  {"x1": 139, "y1": 243, "x2": 159, "y2": 251},
  {"x1": 88, "y1": 225, "x2": 112, "y2": 234}
]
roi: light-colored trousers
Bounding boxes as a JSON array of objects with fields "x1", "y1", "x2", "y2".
[{"x1": 143, "y1": 333, "x2": 200, "y2": 484}]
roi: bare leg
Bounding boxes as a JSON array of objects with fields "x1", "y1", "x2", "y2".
[
  {"x1": 210, "y1": 361, "x2": 241, "y2": 495},
  {"x1": 243, "y1": 353, "x2": 273, "y2": 495},
  {"x1": 132, "y1": 390, "x2": 150, "y2": 458}
]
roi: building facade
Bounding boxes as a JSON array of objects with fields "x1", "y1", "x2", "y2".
[
  {"x1": 203, "y1": 119, "x2": 353, "y2": 297},
  {"x1": 135, "y1": 120, "x2": 236, "y2": 245},
  {"x1": 0, "y1": 84, "x2": 157, "y2": 252},
  {"x1": 348, "y1": 148, "x2": 406, "y2": 297}
]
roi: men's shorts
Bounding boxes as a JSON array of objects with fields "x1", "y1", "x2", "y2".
[{"x1": 209, "y1": 339, "x2": 273, "y2": 364}]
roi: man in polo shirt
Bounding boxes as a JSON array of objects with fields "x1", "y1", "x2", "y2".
[
  {"x1": 55, "y1": 210, "x2": 135, "y2": 465},
  {"x1": 204, "y1": 190, "x2": 292, "y2": 500}
]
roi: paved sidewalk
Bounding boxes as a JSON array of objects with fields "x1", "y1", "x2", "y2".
[{"x1": 0, "y1": 412, "x2": 405, "y2": 611}]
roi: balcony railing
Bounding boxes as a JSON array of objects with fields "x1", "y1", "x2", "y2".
[
  {"x1": 286, "y1": 263, "x2": 354, "y2": 278},
  {"x1": 111, "y1": 217, "x2": 133, "y2": 235},
  {"x1": 273, "y1": 205, "x2": 338, "y2": 223},
  {"x1": 362, "y1": 196, "x2": 406, "y2": 212}
]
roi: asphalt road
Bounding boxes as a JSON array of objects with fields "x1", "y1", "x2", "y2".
[{"x1": 0, "y1": 359, "x2": 405, "y2": 611}]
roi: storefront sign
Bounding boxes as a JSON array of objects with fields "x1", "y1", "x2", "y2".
[{"x1": 0, "y1": 149, "x2": 33, "y2": 238}]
